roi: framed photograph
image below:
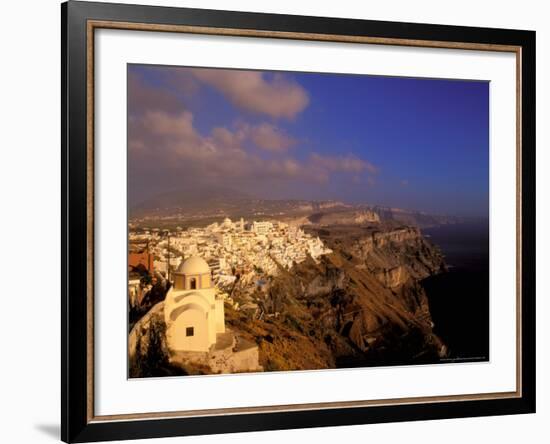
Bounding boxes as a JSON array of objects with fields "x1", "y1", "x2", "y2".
[{"x1": 62, "y1": 1, "x2": 536, "y2": 442}]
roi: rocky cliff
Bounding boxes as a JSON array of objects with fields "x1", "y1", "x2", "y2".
[
  {"x1": 307, "y1": 209, "x2": 380, "y2": 226},
  {"x1": 230, "y1": 226, "x2": 448, "y2": 371},
  {"x1": 346, "y1": 226, "x2": 446, "y2": 286}
]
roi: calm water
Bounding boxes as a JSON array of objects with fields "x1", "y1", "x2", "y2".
[{"x1": 421, "y1": 221, "x2": 490, "y2": 362}]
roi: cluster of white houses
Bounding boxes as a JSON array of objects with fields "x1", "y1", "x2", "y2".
[{"x1": 129, "y1": 217, "x2": 332, "y2": 285}]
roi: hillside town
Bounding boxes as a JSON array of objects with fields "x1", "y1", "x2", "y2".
[{"x1": 128, "y1": 217, "x2": 332, "y2": 309}]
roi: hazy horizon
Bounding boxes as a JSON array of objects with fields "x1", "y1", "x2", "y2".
[
  {"x1": 128, "y1": 64, "x2": 489, "y2": 218},
  {"x1": 130, "y1": 185, "x2": 488, "y2": 220}
]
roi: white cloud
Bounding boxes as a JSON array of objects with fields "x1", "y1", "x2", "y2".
[{"x1": 191, "y1": 69, "x2": 309, "y2": 119}]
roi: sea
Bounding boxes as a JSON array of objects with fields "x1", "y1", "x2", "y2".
[{"x1": 421, "y1": 220, "x2": 490, "y2": 363}]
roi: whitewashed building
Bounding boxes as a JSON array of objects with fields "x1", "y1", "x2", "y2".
[{"x1": 164, "y1": 256, "x2": 225, "y2": 352}]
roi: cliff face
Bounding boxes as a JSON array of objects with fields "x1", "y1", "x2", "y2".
[
  {"x1": 371, "y1": 206, "x2": 464, "y2": 228},
  {"x1": 307, "y1": 209, "x2": 380, "y2": 226},
  {"x1": 226, "y1": 225, "x2": 448, "y2": 371},
  {"x1": 130, "y1": 225, "x2": 448, "y2": 376},
  {"x1": 349, "y1": 227, "x2": 447, "y2": 287}
]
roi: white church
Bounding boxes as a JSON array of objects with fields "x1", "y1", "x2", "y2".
[
  {"x1": 163, "y1": 255, "x2": 262, "y2": 373},
  {"x1": 164, "y1": 256, "x2": 225, "y2": 352}
]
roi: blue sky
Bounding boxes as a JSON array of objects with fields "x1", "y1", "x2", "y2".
[{"x1": 128, "y1": 65, "x2": 489, "y2": 217}]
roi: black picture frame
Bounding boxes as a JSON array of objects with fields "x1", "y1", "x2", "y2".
[{"x1": 61, "y1": 1, "x2": 536, "y2": 442}]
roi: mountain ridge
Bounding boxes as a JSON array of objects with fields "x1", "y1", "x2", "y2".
[{"x1": 130, "y1": 186, "x2": 471, "y2": 229}]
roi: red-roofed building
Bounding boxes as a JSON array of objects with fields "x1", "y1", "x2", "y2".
[{"x1": 129, "y1": 251, "x2": 154, "y2": 273}]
